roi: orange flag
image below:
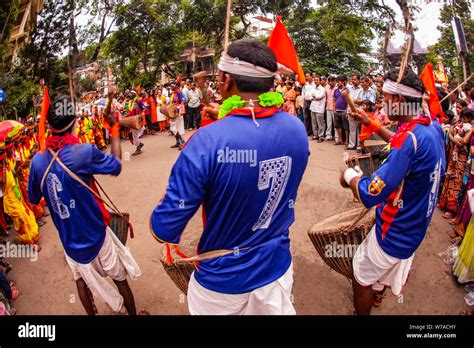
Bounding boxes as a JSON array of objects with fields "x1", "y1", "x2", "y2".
[
  {"x1": 419, "y1": 63, "x2": 442, "y2": 121},
  {"x1": 268, "y1": 16, "x2": 306, "y2": 84},
  {"x1": 136, "y1": 85, "x2": 141, "y2": 95},
  {"x1": 39, "y1": 86, "x2": 50, "y2": 154}
]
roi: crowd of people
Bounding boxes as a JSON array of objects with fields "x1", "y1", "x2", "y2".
[{"x1": 1, "y1": 37, "x2": 473, "y2": 316}]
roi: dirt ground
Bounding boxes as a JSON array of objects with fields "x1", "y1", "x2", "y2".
[{"x1": 7, "y1": 131, "x2": 468, "y2": 315}]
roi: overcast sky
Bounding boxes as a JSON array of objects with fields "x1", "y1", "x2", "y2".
[{"x1": 75, "y1": 0, "x2": 473, "y2": 53}]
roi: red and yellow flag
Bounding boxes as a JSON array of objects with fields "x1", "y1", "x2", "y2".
[{"x1": 267, "y1": 16, "x2": 306, "y2": 84}]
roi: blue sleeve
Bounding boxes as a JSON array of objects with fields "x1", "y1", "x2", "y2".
[
  {"x1": 28, "y1": 156, "x2": 42, "y2": 205},
  {"x1": 357, "y1": 133, "x2": 416, "y2": 208},
  {"x1": 150, "y1": 132, "x2": 209, "y2": 244},
  {"x1": 86, "y1": 146, "x2": 122, "y2": 176},
  {"x1": 0, "y1": 272, "x2": 12, "y2": 300}
]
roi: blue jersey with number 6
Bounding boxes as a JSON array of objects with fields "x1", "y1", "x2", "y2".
[{"x1": 150, "y1": 108, "x2": 309, "y2": 294}]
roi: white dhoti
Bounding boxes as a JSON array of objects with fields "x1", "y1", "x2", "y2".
[
  {"x1": 169, "y1": 115, "x2": 185, "y2": 135},
  {"x1": 65, "y1": 227, "x2": 142, "y2": 312},
  {"x1": 187, "y1": 263, "x2": 296, "y2": 315},
  {"x1": 353, "y1": 226, "x2": 414, "y2": 296},
  {"x1": 157, "y1": 107, "x2": 167, "y2": 122},
  {"x1": 131, "y1": 126, "x2": 144, "y2": 148}
]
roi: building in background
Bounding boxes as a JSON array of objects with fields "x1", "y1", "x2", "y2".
[
  {"x1": 161, "y1": 15, "x2": 274, "y2": 82},
  {"x1": 7, "y1": 0, "x2": 45, "y2": 63}
]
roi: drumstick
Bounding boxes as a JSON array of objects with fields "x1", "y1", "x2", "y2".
[
  {"x1": 193, "y1": 71, "x2": 211, "y2": 106},
  {"x1": 439, "y1": 73, "x2": 474, "y2": 104}
]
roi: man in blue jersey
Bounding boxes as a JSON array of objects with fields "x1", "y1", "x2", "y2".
[
  {"x1": 340, "y1": 67, "x2": 445, "y2": 315},
  {"x1": 150, "y1": 39, "x2": 309, "y2": 315},
  {"x1": 28, "y1": 94, "x2": 141, "y2": 315}
]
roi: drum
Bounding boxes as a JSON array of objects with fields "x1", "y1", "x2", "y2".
[
  {"x1": 160, "y1": 227, "x2": 202, "y2": 294},
  {"x1": 108, "y1": 212, "x2": 131, "y2": 245},
  {"x1": 308, "y1": 207, "x2": 375, "y2": 279},
  {"x1": 346, "y1": 153, "x2": 383, "y2": 177},
  {"x1": 160, "y1": 105, "x2": 179, "y2": 119},
  {"x1": 119, "y1": 115, "x2": 142, "y2": 130}
]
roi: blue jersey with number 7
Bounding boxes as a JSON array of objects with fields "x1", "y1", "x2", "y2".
[{"x1": 150, "y1": 108, "x2": 309, "y2": 294}]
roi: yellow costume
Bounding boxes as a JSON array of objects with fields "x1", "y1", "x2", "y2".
[
  {"x1": 454, "y1": 217, "x2": 474, "y2": 283},
  {"x1": 3, "y1": 156, "x2": 39, "y2": 244}
]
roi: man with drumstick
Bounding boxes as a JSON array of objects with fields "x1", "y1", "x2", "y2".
[
  {"x1": 28, "y1": 93, "x2": 142, "y2": 315},
  {"x1": 150, "y1": 39, "x2": 309, "y2": 315},
  {"x1": 339, "y1": 67, "x2": 445, "y2": 314}
]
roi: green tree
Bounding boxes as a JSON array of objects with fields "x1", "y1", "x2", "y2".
[{"x1": 428, "y1": 0, "x2": 473, "y2": 82}]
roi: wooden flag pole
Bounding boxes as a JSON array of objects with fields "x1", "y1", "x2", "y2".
[
  {"x1": 439, "y1": 72, "x2": 474, "y2": 104},
  {"x1": 223, "y1": 0, "x2": 232, "y2": 51}
]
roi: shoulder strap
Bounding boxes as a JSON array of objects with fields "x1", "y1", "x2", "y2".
[
  {"x1": 40, "y1": 150, "x2": 60, "y2": 192},
  {"x1": 42, "y1": 149, "x2": 127, "y2": 224}
]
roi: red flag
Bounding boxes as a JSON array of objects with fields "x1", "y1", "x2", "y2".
[
  {"x1": 419, "y1": 63, "x2": 442, "y2": 121},
  {"x1": 39, "y1": 86, "x2": 50, "y2": 154},
  {"x1": 268, "y1": 16, "x2": 306, "y2": 84}
]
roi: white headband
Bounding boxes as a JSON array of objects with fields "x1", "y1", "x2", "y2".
[
  {"x1": 383, "y1": 79, "x2": 423, "y2": 99},
  {"x1": 217, "y1": 52, "x2": 277, "y2": 78}
]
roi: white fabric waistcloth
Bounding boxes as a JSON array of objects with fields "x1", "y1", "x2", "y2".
[
  {"x1": 187, "y1": 263, "x2": 296, "y2": 315},
  {"x1": 353, "y1": 226, "x2": 414, "y2": 296},
  {"x1": 65, "y1": 227, "x2": 142, "y2": 312}
]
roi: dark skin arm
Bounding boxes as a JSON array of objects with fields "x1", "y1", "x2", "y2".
[{"x1": 350, "y1": 109, "x2": 394, "y2": 143}]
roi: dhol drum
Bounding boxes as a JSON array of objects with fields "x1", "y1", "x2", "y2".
[
  {"x1": 119, "y1": 115, "x2": 142, "y2": 130},
  {"x1": 308, "y1": 207, "x2": 375, "y2": 279},
  {"x1": 160, "y1": 105, "x2": 179, "y2": 120},
  {"x1": 160, "y1": 227, "x2": 202, "y2": 294}
]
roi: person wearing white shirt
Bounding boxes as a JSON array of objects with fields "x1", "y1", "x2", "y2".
[
  {"x1": 301, "y1": 73, "x2": 316, "y2": 136},
  {"x1": 309, "y1": 75, "x2": 326, "y2": 142},
  {"x1": 347, "y1": 74, "x2": 362, "y2": 150}
]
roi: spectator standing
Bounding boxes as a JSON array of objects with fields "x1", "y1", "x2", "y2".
[{"x1": 310, "y1": 75, "x2": 326, "y2": 142}]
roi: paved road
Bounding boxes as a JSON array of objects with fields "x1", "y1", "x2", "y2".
[{"x1": 9, "y1": 130, "x2": 467, "y2": 314}]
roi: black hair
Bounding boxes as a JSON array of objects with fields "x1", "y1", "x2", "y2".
[
  {"x1": 471, "y1": 90, "x2": 474, "y2": 100},
  {"x1": 352, "y1": 74, "x2": 360, "y2": 80},
  {"x1": 336, "y1": 75, "x2": 348, "y2": 83},
  {"x1": 362, "y1": 99, "x2": 374, "y2": 112},
  {"x1": 464, "y1": 83, "x2": 472, "y2": 93},
  {"x1": 385, "y1": 67, "x2": 424, "y2": 103},
  {"x1": 328, "y1": 76, "x2": 335, "y2": 82},
  {"x1": 313, "y1": 74, "x2": 321, "y2": 80},
  {"x1": 47, "y1": 95, "x2": 76, "y2": 135},
  {"x1": 461, "y1": 107, "x2": 473, "y2": 120},
  {"x1": 444, "y1": 110, "x2": 454, "y2": 122},
  {"x1": 226, "y1": 39, "x2": 277, "y2": 94},
  {"x1": 361, "y1": 76, "x2": 370, "y2": 83},
  {"x1": 457, "y1": 99, "x2": 468, "y2": 108}
]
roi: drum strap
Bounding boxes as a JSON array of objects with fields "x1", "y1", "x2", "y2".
[
  {"x1": 172, "y1": 246, "x2": 251, "y2": 265},
  {"x1": 40, "y1": 149, "x2": 134, "y2": 238}
]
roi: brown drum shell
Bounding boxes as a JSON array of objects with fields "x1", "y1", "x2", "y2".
[
  {"x1": 119, "y1": 115, "x2": 142, "y2": 130},
  {"x1": 160, "y1": 227, "x2": 202, "y2": 294},
  {"x1": 307, "y1": 207, "x2": 375, "y2": 279},
  {"x1": 160, "y1": 105, "x2": 179, "y2": 119}
]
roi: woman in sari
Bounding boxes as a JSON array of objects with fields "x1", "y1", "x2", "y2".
[
  {"x1": 283, "y1": 82, "x2": 296, "y2": 115},
  {"x1": 440, "y1": 108, "x2": 473, "y2": 219}
]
